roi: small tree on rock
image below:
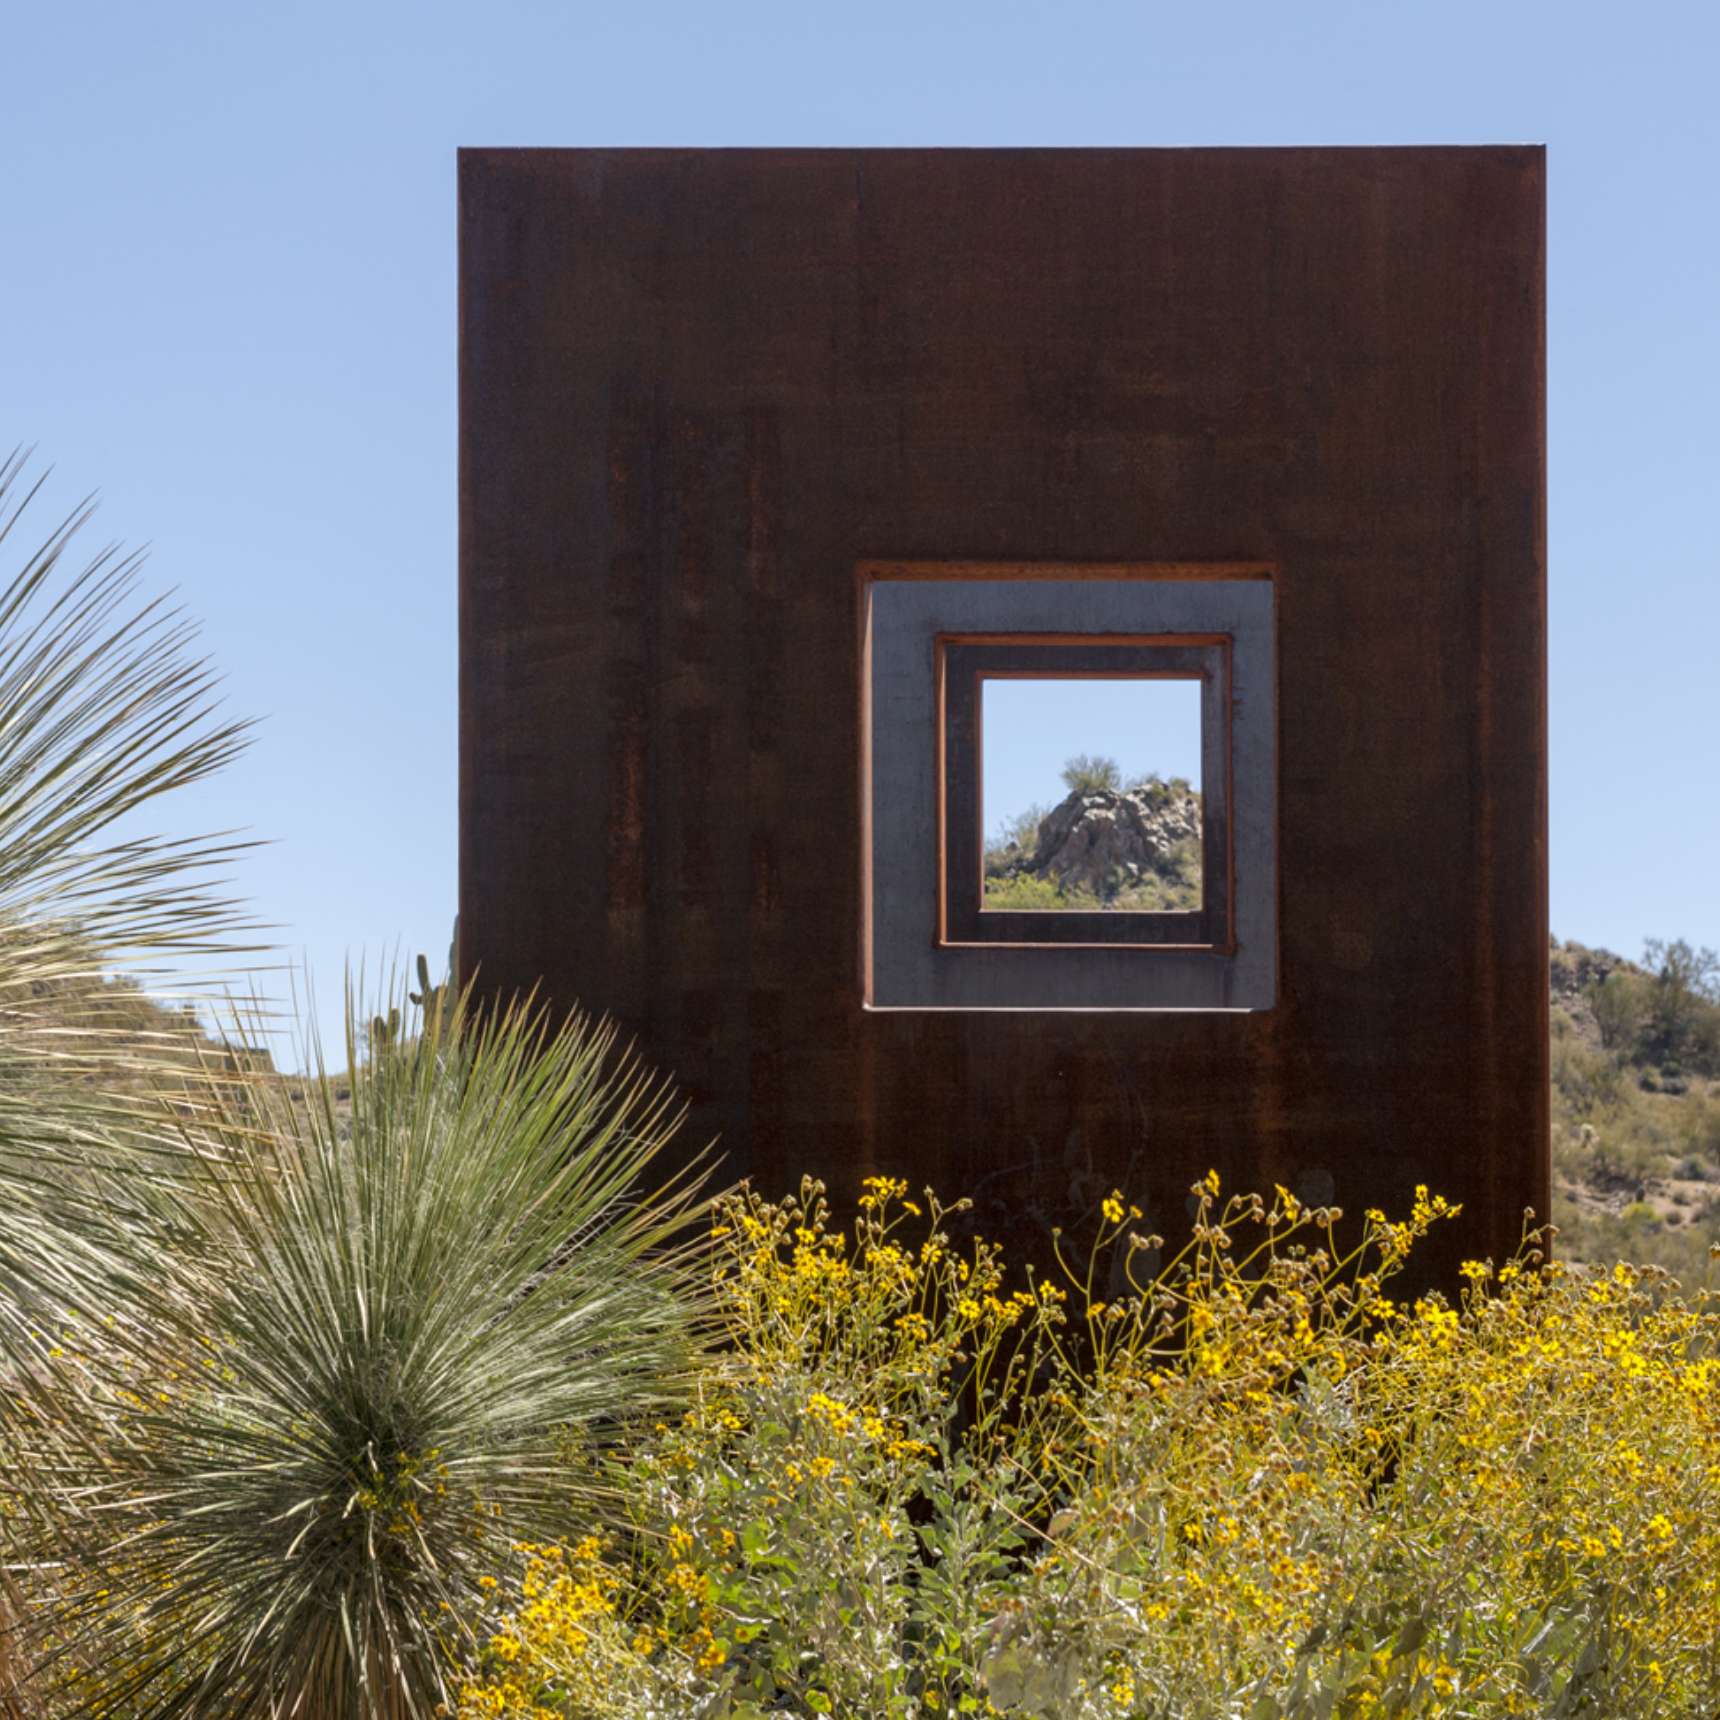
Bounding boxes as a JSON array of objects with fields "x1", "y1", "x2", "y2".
[{"x1": 1061, "y1": 754, "x2": 1120, "y2": 794}]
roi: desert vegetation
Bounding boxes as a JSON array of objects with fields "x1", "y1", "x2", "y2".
[
  {"x1": 3, "y1": 464, "x2": 1720, "y2": 1716},
  {"x1": 984, "y1": 756, "x2": 1204, "y2": 912},
  {"x1": 1550, "y1": 935, "x2": 1720, "y2": 1284},
  {"x1": 454, "y1": 1178, "x2": 1720, "y2": 1718},
  {"x1": 0, "y1": 459, "x2": 709, "y2": 1716}
]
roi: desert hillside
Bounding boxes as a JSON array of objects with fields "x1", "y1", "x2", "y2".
[
  {"x1": 1550, "y1": 936, "x2": 1720, "y2": 1278},
  {"x1": 984, "y1": 774, "x2": 1205, "y2": 911}
]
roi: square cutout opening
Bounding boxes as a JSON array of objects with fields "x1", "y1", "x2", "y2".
[
  {"x1": 937, "y1": 635, "x2": 1232, "y2": 951},
  {"x1": 860, "y1": 565, "x2": 1275, "y2": 1011},
  {"x1": 980, "y1": 676, "x2": 1205, "y2": 913}
]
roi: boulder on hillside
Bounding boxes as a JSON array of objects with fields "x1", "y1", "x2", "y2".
[{"x1": 987, "y1": 781, "x2": 1203, "y2": 907}]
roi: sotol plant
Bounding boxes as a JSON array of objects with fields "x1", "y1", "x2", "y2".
[
  {"x1": 0, "y1": 453, "x2": 715, "y2": 1716},
  {"x1": 0, "y1": 449, "x2": 255, "y2": 1710},
  {"x1": 15, "y1": 982, "x2": 713, "y2": 1717},
  {"x1": 0, "y1": 449, "x2": 254, "y2": 1349}
]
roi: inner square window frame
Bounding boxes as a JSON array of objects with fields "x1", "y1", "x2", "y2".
[
  {"x1": 936, "y1": 635, "x2": 1233, "y2": 952},
  {"x1": 859, "y1": 562, "x2": 1277, "y2": 1013}
]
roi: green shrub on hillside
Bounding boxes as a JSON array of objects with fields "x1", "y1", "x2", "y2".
[
  {"x1": 1127, "y1": 770, "x2": 1196, "y2": 808},
  {"x1": 1592, "y1": 969, "x2": 1651, "y2": 1054},
  {"x1": 1641, "y1": 939, "x2": 1720, "y2": 1073},
  {"x1": 1060, "y1": 753, "x2": 1121, "y2": 794},
  {"x1": 1553, "y1": 938, "x2": 1720, "y2": 1282},
  {"x1": 1579, "y1": 939, "x2": 1720, "y2": 1079},
  {"x1": 982, "y1": 872, "x2": 1076, "y2": 910}
]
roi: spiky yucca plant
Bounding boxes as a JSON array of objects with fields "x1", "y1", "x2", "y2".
[
  {"x1": 0, "y1": 452, "x2": 252, "y2": 1314},
  {"x1": 0, "y1": 451, "x2": 255, "y2": 1714},
  {"x1": 0, "y1": 454, "x2": 714, "y2": 1715},
  {"x1": 14, "y1": 980, "x2": 711, "y2": 1718}
]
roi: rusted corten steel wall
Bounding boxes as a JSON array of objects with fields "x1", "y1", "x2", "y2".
[{"x1": 459, "y1": 147, "x2": 1548, "y2": 1283}]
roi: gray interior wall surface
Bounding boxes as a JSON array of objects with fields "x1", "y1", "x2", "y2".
[{"x1": 865, "y1": 574, "x2": 1276, "y2": 1009}]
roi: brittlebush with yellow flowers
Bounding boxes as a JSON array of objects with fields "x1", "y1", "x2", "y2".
[{"x1": 457, "y1": 1176, "x2": 1720, "y2": 1719}]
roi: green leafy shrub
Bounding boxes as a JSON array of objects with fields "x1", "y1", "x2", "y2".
[
  {"x1": 455, "y1": 1175, "x2": 1065, "y2": 1717},
  {"x1": 982, "y1": 872, "x2": 1075, "y2": 910},
  {"x1": 1059, "y1": 754, "x2": 1120, "y2": 793},
  {"x1": 1551, "y1": 1031, "x2": 1626, "y2": 1115},
  {"x1": 1641, "y1": 939, "x2": 1720, "y2": 1074},
  {"x1": 1590, "y1": 969, "x2": 1651, "y2": 1055}
]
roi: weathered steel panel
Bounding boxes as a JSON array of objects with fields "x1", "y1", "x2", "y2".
[{"x1": 459, "y1": 147, "x2": 1548, "y2": 1284}]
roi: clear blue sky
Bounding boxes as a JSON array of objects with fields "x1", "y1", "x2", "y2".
[
  {"x1": 984, "y1": 680, "x2": 1204, "y2": 840},
  {"x1": 5, "y1": 0, "x2": 1716, "y2": 1058}
]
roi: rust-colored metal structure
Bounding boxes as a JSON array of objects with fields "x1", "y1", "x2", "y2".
[{"x1": 459, "y1": 147, "x2": 1547, "y2": 1282}]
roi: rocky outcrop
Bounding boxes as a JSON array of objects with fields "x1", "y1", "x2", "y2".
[
  {"x1": 987, "y1": 783, "x2": 1203, "y2": 905},
  {"x1": 1550, "y1": 937, "x2": 1632, "y2": 1005},
  {"x1": 1549, "y1": 937, "x2": 1634, "y2": 1049}
]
